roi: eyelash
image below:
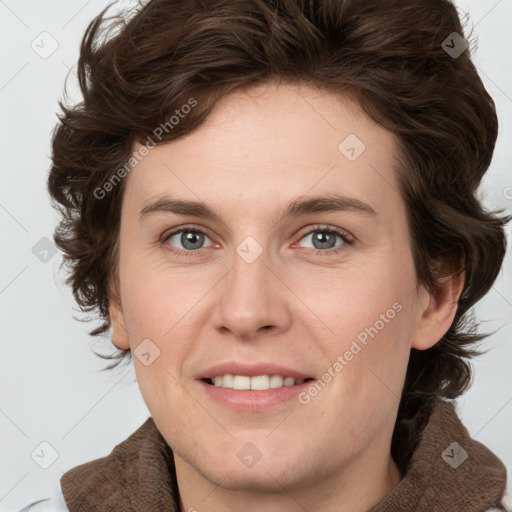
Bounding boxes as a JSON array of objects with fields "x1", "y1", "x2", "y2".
[{"x1": 161, "y1": 224, "x2": 354, "y2": 258}]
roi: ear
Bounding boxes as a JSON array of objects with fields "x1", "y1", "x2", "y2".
[
  {"x1": 411, "y1": 262, "x2": 465, "y2": 351},
  {"x1": 108, "y1": 289, "x2": 131, "y2": 351}
]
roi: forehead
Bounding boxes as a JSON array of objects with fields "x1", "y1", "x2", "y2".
[{"x1": 124, "y1": 82, "x2": 402, "y2": 222}]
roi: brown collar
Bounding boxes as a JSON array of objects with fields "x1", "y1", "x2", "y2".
[
  {"x1": 61, "y1": 399, "x2": 507, "y2": 512},
  {"x1": 61, "y1": 417, "x2": 179, "y2": 511},
  {"x1": 369, "y1": 399, "x2": 507, "y2": 511}
]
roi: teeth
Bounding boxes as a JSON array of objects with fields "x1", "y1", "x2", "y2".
[
  {"x1": 251, "y1": 375, "x2": 269, "y2": 390},
  {"x1": 210, "y1": 374, "x2": 307, "y2": 390},
  {"x1": 233, "y1": 375, "x2": 251, "y2": 390},
  {"x1": 269, "y1": 375, "x2": 284, "y2": 388}
]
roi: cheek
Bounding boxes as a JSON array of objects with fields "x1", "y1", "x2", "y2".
[
  {"x1": 319, "y1": 262, "x2": 413, "y2": 344},
  {"x1": 311, "y1": 255, "x2": 417, "y2": 401},
  {"x1": 120, "y1": 256, "x2": 197, "y2": 336}
]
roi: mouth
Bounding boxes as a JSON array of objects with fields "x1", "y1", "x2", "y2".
[
  {"x1": 198, "y1": 375, "x2": 316, "y2": 411},
  {"x1": 202, "y1": 374, "x2": 315, "y2": 390},
  {"x1": 196, "y1": 362, "x2": 316, "y2": 410}
]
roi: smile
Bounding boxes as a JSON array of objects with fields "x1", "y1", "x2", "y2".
[{"x1": 206, "y1": 374, "x2": 314, "y2": 390}]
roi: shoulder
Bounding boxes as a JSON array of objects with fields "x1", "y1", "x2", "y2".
[
  {"x1": 18, "y1": 487, "x2": 69, "y2": 511},
  {"x1": 483, "y1": 489, "x2": 512, "y2": 511}
]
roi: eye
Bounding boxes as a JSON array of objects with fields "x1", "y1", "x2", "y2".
[
  {"x1": 161, "y1": 224, "x2": 354, "y2": 257},
  {"x1": 163, "y1": 226, "x2": 215, "y2": 255},
  {"x1": 294, "y1": 224, "x2": 353, "y2": 255}
]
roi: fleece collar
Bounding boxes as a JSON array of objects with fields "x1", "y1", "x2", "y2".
[{"x1": 368, "y1": 399, "x2": 507, "y2": 512}]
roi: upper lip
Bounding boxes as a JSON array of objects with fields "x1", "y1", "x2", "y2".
[{"x1": 196, "y1": 361, "x2": 313, "y2": 380}]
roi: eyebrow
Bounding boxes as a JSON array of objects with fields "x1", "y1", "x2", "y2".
[{"x1": 139, "y1": 193, "x2": 377, "y2": 224}]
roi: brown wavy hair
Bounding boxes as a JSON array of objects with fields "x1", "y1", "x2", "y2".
[{"x1": 48, "y1": 0, "x2": 510, "y2": 472}]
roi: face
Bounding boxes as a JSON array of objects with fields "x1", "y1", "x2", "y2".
[{"x1": 109, "y1": 82, "x2": 454, "y2": 498}]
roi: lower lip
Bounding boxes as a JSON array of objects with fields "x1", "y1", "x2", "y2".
[{"x1": 197, "y1": 379, "x2": 312, "y2": 411}]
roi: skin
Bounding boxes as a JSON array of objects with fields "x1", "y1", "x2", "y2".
[{"x1": 109, "y1": 81, "x2": 464, "y2": 512}]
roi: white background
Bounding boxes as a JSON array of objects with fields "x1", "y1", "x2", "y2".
[{"x1": 0, "y1": 0, "x2": 511, "y2": 510}]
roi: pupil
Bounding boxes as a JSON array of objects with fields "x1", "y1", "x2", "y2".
[
  {"x1": 314, "y1": 231, "x2": 335, "y2": 249},
  {"x1": 182, "y1": 231, "x2": 203, "y2": 250}
]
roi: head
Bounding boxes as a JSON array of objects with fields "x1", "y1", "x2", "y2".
[{"x1": 49, "y1": 0, "x2": 510, "y2": 493}]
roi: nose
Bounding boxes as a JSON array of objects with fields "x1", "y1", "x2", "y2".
[{"x1": 212, "y1": 243, "x2": 292, "y2": 341}]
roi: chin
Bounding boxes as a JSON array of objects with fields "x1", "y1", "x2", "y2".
[
  {"x1": 209, "y1": 466, "x2": 303, "y2": 493},
  {"x1": 193, "y1": 451, "x2": 314, "y2": 493}
]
